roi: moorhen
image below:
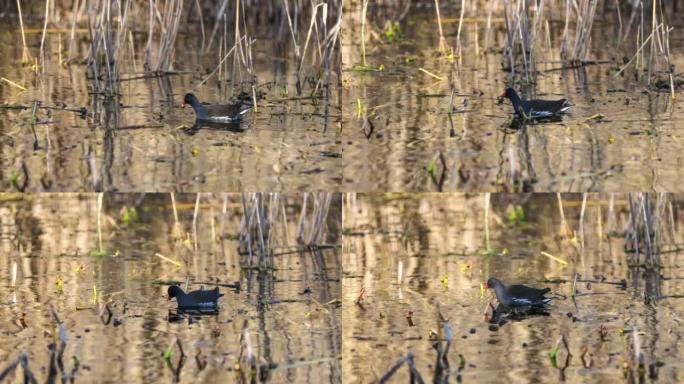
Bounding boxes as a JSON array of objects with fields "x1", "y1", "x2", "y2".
[
  {"x1": 500, "y1": 88, "x2": 570, "y2": 119},
  {"x1": 168, "y1": 285, "x2": 223, "y2": 309},
  {"x1": 182, "y1": 93, "x2": 251, "y2": 123},
  {"x1": 485, "y1": 277, "x2": 551, "y2": 308}
]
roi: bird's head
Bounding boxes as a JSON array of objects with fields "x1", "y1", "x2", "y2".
[
  {"x1": 182, "y1": 93, "x2": 197, "y2": 108},
  {"x1": 484, "y1": 277, "x2": 501, "y2": 290},
  {"x1": 168, "y1": 285, "x2": 183, "y2": 300},
  {"x1": 500, "y1": 88, "x2": 516, "y2": 99}
]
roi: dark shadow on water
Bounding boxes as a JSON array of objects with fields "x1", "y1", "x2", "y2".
[
  {"x1": 182, "y1": 120, "x2": 250, "y2": 136},
  {"x1": 166, "y1": 309, "x2": 220, "y2": 323},
  {"x1": 506, "y1": 115, "x2": 565, "y2": 130},
  {"x1": 489, "y1": 303, "x2": 551, "y2": 328}
]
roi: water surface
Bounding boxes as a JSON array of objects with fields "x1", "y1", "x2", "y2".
[
  {"x1": 0, "y1": 194, "x2": 341, "y2": 383},
  {"x1": 342, "y1": 193, "x2": 684, "y2": 382},
  {"x1": 342, "y1": 3, "x2": 684, "y2": 192}
]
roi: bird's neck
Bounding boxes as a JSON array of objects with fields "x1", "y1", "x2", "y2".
[
  {"x1": 508, "y1": 92, "x2": 523, "y2": 107},
  {"x1": 494, "y1": 285, "x2": 508, "y2": 299},
  {"x1": 191, "y1": 100, "x2": 207, "y2": 118}
]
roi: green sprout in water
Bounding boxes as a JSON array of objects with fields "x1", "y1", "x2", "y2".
[
  {"x1": 163, "y1": 347, "x2": 173, "y2": 366},
  {"x1": 120, "y1": 206, "x2": 139, "y2": 226},
  {"x1": 384, "y1": 21, "x2": 404, "y2": 43},
  {"x1": 9, "y1": 172, "x2": 19, "y2": 190},
  {"x1": 56, "y1": 276, "x2": 64, "y2": 293},
  {"x1": 427, "y1": 160, "x2": 436, "y2": 177},
  {"x1": 549, "y1": 345, "x2": 560, "y2": 368},
  {"x1": 507, "y1": 206, "x2": 526, "y2": 226},
  {"x1": 458, "y1": 354, "x2": 466, "y2": 370},
  {"x1": 440, "y1": 275, "x2": 449, "y2": 289}
]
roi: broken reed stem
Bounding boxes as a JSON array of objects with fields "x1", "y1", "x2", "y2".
[
  {"x1": 434, "y1": 0, "x2": 447, "y2": 52},
  {"x1": 195, "y1": 37, "x2": 243, "y2": 89},
  {"x1": 296, "y1": 3, "x2": 325, "y2": 87},
  {"x1": 579, "y1": 193, "x2": 587, "y2": 250},
  {"x1": 456, "y1": 0, "x2": 465, "y2": 49},
  {"x1": 254, "y1": 194, "x2": 267, "y2": 262},
  {"x1": 240, "y1": 322, "x2": 256, "y2": 377},
  {"x1": 155, "y1": 0, "x2": 183, "y2": 71},
  {"x1": 484, "y1": 0, "x2": 494, "y2": 52},
  {"x1": 17, "y1": 0, "x2": 33, "y2": 64},
  {"x1": 282, "y1": 0, "x2": 300, "y2": 58},
  {"x1": 232, "y1": 0, "x2": 242, "y2": 93},
  {"x1": 154, "y1": 253, "x2": 182, "y2": 268},
  {"x1": 647, "y1": 0, "x2": 656, "y2": 84},
  {"x1": 597, "y1": 204, "x2": 603, "y2": 243},
  {"x1": 615, "y1": 23, "x2": 670, "y2": 78},
  {"x1": 419, "y1": 67, "x2": 443, "y2": 80},
  {"x1": 68, "y1": 0, "x2": 80, "y2": 61},
  {"x1": 96, "y1": 193, "x2": 103, "y2": 252},
  {"x1": 192, "y1": 193, "x2": 200, "y2": 257},
  {"x1": 484, "y1": 193, "x2": 491, "y2": 251},
  {"x1": 361, "y1": 0, "x2": 368, "y2": 66},
  {"x1": 541, "y1": 251, "x2": 568, "y2": 266},
  {"x1": 1, "y1": 78, "x2": 27, "y2": 91},
  {"x1": 296, "y1": 193, "x2": 309, "y2": 244},
  {"x1": 170, "y1": 192, "x2": 182, "y2": 240},
  {"x1": 39, "y1": 0, "x2": 50, "y2": 70},
  {"x1": 557, "y1": 193, "x2": 569, "y2": 238},
  {"x1": 194, "y1": 0, "x2": 206, "y2": 53}
]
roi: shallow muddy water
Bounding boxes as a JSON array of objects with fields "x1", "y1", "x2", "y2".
[
  {"x1": 0, "y1": 194, "x2": 341, "y2": 383},
  {"x1": 342, "y1": 3, "x2": 684, "y2": 192},
  {"x1": 0, "y1": 4, "x2": 341, "y2": 192},
  {"x1": 342, "y1": 193, "x2": 684, "y2": 383}
]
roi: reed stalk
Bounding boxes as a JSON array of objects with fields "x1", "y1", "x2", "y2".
[
  {"x1": 435, "y1": 0, "x2": 447, "y2": 52},
  {"x1": 484, "y1": 193, "x2": 491, "y2": 251},
  {"x1": 361, "y1": 0, "x2": 368, "y2": 66},
  {"x1": 16, "y1": 0, "x2": 32, "y2": 64},
  {"x1": 40, "y1": 0, "x2": 50, "y2": 71}
]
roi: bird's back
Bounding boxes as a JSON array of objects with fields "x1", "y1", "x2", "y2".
[
  {"x1": 506, "y1": 284, "x2": 550, "y2": 299},
  {"x1": 186, "y1": 287, "x2": 223, "y2": 303},
  {"x1": 204, "y1": 102, "x2": 247, "y2": 118}
]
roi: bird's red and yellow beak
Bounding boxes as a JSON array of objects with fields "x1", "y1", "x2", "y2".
[
  {"x1": 181, "y1": 101, "x2": 186, "y2": 108},
  {"x1": 483, "y1": 282, "x2": 490, "y2": 289}
]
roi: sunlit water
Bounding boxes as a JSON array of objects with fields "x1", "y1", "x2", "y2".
[
  {"x1": 342, "y1": 193, "x2": 684, "y2": 383},
  {"x1": 0, "y1": 7, "x2": 341, "y2": 192},
  {"x1": 342, "y1": 3, "x2": 684, "y2": 192},
  {"x1": 0, "y1": 194, "x2": 341, "y2": 383}
]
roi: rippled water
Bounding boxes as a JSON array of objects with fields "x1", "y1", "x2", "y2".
[
  {"x1": 0, "y1": 194, "x2": 341, "y2": 383},
  {"x1": 342, "y1": 3, "x2": 684, "y2": 192},
  {"x1": 342, "y1": 193, "x2": 684, "y2": 383},
  {"x1": 0, "y1": 7, "x2": 341, "y2": 192}
]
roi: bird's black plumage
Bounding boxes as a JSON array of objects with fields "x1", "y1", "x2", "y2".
[
  {"x1": 485, "y1": 277, "x2": 551, "y2": 308},
  {"x1": 182, "y1": 93, "x2": 251, "y2": 123},
  {"x1": 500, "y1": 88, "x2": 570, "y2": 118},
  {"x1": 167, "y1": 285, "x2": 223, "y2": 309}
]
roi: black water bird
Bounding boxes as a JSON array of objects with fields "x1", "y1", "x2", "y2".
[
  {"x1": 485, "y1": 277, "x2": 551, "y2": 308},
  {"x1": 167, "y1": 285, "x2": 223, "y2": 309},
  {"x1": 500, "y1": 88, "x2": 570, "y2": 119},
  {"x1": 182, "y1": 93, "x2": 251, "y2": 123}
]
